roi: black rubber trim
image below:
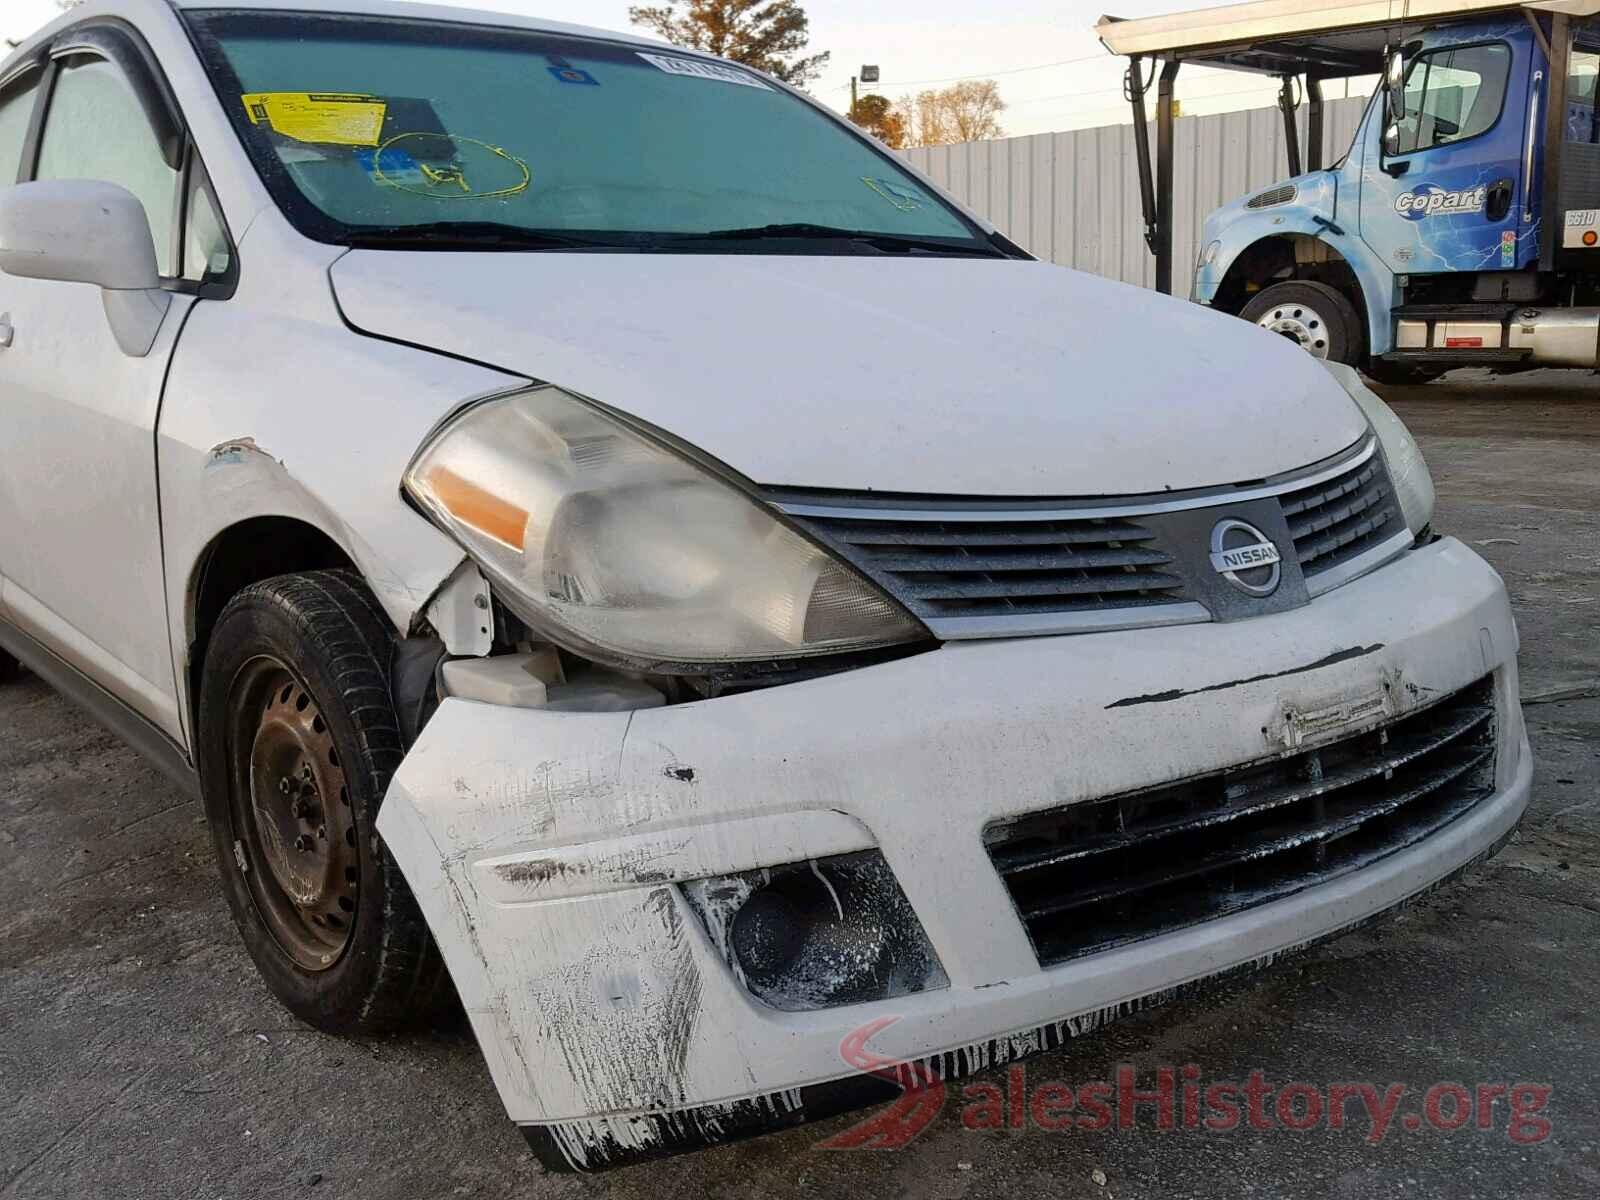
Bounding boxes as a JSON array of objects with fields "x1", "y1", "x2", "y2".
[
  {"x1": 521, "y1": 819, "x2": 1521, "y2": 1173},
  {"x1": 1391, "y1": 302, "x2": 1518, "y2": 319},
  {"x1": 1379, "y1": 349, "x2": 1531, "y2": 365},
  {"x1": 0, "y1": 617, "x2": 199, "y2": 798},
  {"x1": 14, "y1": 57, "x2": 56, "y2": 184}
]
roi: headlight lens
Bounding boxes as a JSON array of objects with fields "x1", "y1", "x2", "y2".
[
  {"x1": 1322, "y1": 362, "x2": 1435, "y2": 533},
  {"x1": 404, "y1": 387, "x2": 925, "y2": 665}
]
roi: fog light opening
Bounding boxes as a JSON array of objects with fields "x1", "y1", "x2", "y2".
[{"x1": 684, "y1": 851, "x2": 948, "y2": 1012}]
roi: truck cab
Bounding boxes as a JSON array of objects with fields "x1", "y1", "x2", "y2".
[{"x1": 1099, "y1": 1, "x2": 1600, "y2": 380}]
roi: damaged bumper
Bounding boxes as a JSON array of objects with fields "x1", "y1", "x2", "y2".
[{"x1": 377, "y1": 537, "x2": 1530, "y2": 1169}]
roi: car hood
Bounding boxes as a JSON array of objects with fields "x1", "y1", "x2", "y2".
[{"x1": 330, "y1": 251, "x2": 1367, "y2": 496}]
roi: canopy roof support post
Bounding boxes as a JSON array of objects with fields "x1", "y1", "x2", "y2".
[
  {"x1": 1156, "y1": 58, "x2": 1180, "y2": 294},
  {"x1": 1126, "y1": 55, "x2": 1159, "y2": 264},
  {"x1": 1306, "y1": 77, "x2": 1324, "y2": 171},
  {"x1": 1278, "y1": 74, "x2": 1303, "y2": 178},
  {"x1": 1540, "y1": 12, "x2": 1568, "y2": 271}
]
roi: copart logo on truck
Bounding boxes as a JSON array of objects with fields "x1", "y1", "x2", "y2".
[{"x1": 1394, "y1": 184, "x2": 1488, "y2": 220}]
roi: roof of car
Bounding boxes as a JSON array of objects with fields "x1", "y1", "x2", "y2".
[
  {"x1": 166, "y1": 0, "x2": 664, "y2": 47},
  {"x1": 2, "y1": 0, "x2": 666, "y2": 73}
]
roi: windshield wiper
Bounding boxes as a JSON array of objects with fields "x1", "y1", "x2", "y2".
[
  {"x1": 343, "y1": 222, "x2": 628, "y2": 251},
  {"x1": 666, "y1": 223, "x2": 1007, "y2": 257}
]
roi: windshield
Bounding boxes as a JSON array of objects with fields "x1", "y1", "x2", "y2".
[{"x1": 186, "y1": 10, "x2": 994, "y2": 254}]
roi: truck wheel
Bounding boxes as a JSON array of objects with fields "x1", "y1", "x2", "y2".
[
  {"x1": 1239, "y1": 281, "x2": 1361, "y2": 365},
  {"x1": 197, "y1": 569, "x2": 453, "y2": 1034}
]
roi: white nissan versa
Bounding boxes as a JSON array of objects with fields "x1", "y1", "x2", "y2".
[{"x1": 0, "y1": 0, "x2": 1530, "y2": 1171}]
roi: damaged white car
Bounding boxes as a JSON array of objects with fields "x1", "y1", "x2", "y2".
[{"x1": 0, "y1": 0, "x2": 1530, "y2": 1172}]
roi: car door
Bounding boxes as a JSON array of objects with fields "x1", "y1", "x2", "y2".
[
  {"x1": 0, "y1": 66, "x2": 44, "y2": 631},
  {"x1": 1359, "y1": 33, "x2": 1538, "y2": 275},
  {"x1": 0, "y1": 33, "x2": 217, "y2": 742}
]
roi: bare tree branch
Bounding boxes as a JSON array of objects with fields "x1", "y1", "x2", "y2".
[{"x1": 895, "y1": 80, "x2": 1006, "y2": 148}]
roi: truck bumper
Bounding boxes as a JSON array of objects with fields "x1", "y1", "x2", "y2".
[{"x1": 377, "y1": 537, "x2": 1529, "y2": 1168}]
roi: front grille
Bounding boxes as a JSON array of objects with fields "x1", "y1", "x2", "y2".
[
  {"x1": 984, "y1": 677, "x2": 1498, "y2": 967},
  {"x1": 770, "y1": 437, "x2": 1408, "y2": 638},
  {"x1": 1280, "y1": 455, "x2": 1405, "y2": 579},
  {"x1": 788, "y1": 512, "x2": 1190, "y2": 623}
]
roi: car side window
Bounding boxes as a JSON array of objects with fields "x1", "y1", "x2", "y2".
[
  {"x1": 35, "y1": 55, "x2": 179, "y2": 276},
  {"x1": 1392, "y1": 43, "x2": 1512, "y2": 156},
  {"x1": 0, "y1": 74, "x2": 41, "y2": 186},
  {"x1": 183, "y1": 170, "x2": 232, "y2": 283}
]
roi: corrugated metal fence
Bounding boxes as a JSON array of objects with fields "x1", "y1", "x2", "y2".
[{"x1": 904, "y1": 96, "x2": 1370, "y2": 295}]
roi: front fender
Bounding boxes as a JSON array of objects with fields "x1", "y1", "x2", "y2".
[
  {"x1": 1197, "y1": 187, "x2": 1399, "y2": 355},
  {"x1": 157, "y1": 213, "x2": 524, "y2": 747}
]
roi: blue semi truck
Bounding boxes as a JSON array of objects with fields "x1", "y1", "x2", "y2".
[{"x1": 1097, "y1": 0, "x2": 1600, "y2": 380}]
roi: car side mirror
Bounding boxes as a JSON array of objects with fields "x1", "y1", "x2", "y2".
[
  {"x1": 1383, "y1": 48, "x2": 1408, "y2": 125},
  {"x1": 0, "y1": 180, "x2": 170, "y2": 357}
]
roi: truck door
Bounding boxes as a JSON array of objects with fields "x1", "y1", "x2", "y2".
[{"x1": 1359, "y1": 32, "x2": 1540, "y2": 275}]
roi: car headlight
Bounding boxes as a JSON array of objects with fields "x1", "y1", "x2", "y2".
[
  {"x1": 1322, "y1": 362, "x2": 1435, "y2": 534},
  {"x1": 403, "y1": 386, "x2": 926, "y2": 666}
]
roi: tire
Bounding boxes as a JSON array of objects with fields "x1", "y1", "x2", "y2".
[
  {"x1": 1239, "y1": 280, "x2": 1362, "y2": 365},
  {"x1": 197, "y1": 569, "x2": 453, "y2": 1034}
]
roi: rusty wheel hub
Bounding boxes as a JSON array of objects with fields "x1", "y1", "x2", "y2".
[{"x1": 240, "y1": 667, "x2": 358, "y2": 970}]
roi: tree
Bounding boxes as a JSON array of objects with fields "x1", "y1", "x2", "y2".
[
  {"x1": 898, "y1": 80, "x2": 1006, "y2": 147},
  {"x1": 628, "y1": 0, "x2": 829, "y2": 88},
  {"x1": 848, "y1": 93, "x2": 908, "y2": 149}
]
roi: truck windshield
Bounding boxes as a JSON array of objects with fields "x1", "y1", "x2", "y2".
[{"x1": 186, "y1": 10, "x2": 995, "y2": 255}]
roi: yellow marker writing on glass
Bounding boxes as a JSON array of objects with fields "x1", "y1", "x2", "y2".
[{"x1": 242, "y1": 92, "x2": 388, "y2": 147}]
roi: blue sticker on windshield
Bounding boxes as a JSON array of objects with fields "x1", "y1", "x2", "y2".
[
  {"x1": 549, "y1": 66, "x2": 599, "y2": 86},
  {"x1": 356, "y1": 146, "x2": 426, "y2": 186}
]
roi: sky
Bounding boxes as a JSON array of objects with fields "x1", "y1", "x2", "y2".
[{"x1": 4, "y1": 0, "x2": 1354, "y2": 136}]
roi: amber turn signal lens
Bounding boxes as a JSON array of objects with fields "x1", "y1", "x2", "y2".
[{"x1": 422, "y1": 465, "x2": 529, "y2": 550}]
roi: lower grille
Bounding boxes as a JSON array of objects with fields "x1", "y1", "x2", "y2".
[
  {"x1": 1281, "y1": 454, "x2": 1404, "y2": 578},
  {"x1": 985, "y1": 677, "x2": 1498, "y2": 967}
]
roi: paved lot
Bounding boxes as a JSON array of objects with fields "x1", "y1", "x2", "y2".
[{"x1": 1, "y1": 371, "x2": 1596, "y2": 1199}]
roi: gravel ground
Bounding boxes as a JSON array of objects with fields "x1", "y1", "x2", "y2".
[{"x1": 1, "y1": 371, "x2": 1595, "y2": 1199}]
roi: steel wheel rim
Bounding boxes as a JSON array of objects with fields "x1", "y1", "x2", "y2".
[
  {"x1": 1256, "y1": 302, "x2": 1331, "y2": 358},
  {"x1": 227, "y1": 657, "x2": 359, "y2": 972}
]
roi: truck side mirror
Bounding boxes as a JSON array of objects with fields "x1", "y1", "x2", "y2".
[{"x1": 1384, "y1": 48, "x2": 1408, "y2": 125}]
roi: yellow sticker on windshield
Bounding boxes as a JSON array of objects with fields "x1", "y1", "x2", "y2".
[{"x1": 242, "y1": 92, "x2": 388, "y2": 147}]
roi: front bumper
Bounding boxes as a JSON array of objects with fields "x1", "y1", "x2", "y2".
[{"x1": 378, "y1": 537, "x2": 1529, "y2": 1166}]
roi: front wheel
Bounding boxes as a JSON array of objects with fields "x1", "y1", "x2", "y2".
[
  {"x1": 1239, "y1": 280, "x2": 1362, "y2": 365},
  {"x1": 197, "y1": 569, "x2": 453, "y2": 1033}
]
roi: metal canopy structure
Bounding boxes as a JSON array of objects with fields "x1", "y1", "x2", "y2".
[
  {"x1": 1096, "y1": 0, "x2": 1597, "y2": 65},
  {"x1": 1095, "y1": 0, "x2": 1599, "y2": 291}
]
